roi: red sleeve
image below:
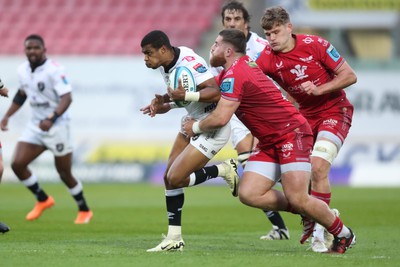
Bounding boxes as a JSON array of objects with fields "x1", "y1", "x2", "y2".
[{"x1": 314, "y1": 36, "x2": 345, "y2": 72}]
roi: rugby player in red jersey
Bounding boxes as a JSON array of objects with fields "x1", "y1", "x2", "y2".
[
  {"x1": 183, "y1": 29, "x2": 356, "y2": 254},
  {"x1": 256, "y1": 6, "x2": 357, "y2": 252}
]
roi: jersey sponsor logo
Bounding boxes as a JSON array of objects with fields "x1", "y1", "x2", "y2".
[
  {"x1": 30, "y1": 102, "x2": 50, "y2": 108},
  {"x1": 282, "y1": 142, "x2": 294, "y2": 158},
  {"x1": 61, "y1": 75, "x2": 69, "y2": 84},
  {"x1": 302, "y1": 36, "x2": 314, "y2": 45},
  {"x1": 37, "y1": 82, "x2": 45, "y2": 91},
  {"x1": 204, "y1": 103, "x2": 216, "y2": 113},
  {"x1": 220, "y1": 78, "x2": 234, "y2": 93},
  {"x1": 318, "y1": 38, "x2": 329, "y2": 47},
  {"x1": 322, "y1": 118, "x2": 338, "y2": 127},
  {"x1": 276, "y1": 61, "x2": 283, "y2": 69},
  {"x1": 299, "y1": 55, "x2": 313, "y2": 63},
  {"x1": 290, "y1": 64, "x2": 308, "y2": 80},
  {"x1": 327, "y1": 44, "x2": 340, "y2": 62},
  {"x1": 183, "y1": 56, "x2": 195, "y2": 62},
  {"x1": 193, "y1": 63, "x2": 207, "y2": 73}
]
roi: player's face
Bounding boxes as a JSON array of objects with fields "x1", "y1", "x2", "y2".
[
  {"x1": 263, "y1": 23, "x2": 293, "y2": 53},
  {"x1": 210, "y1": 36, "x2": 227, "y2": 67},
  {"x1": 223, "y1": 9, "x2": 248, "y2": 36},
  {"x1": 141, "y1": 45, "x2": 164, "y2": 69},
  {"x1": 24, "y1": 39, "x2": 46, "y2": 65}
]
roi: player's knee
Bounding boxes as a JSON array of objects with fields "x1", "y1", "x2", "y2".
[
  {"x1": 238, "y1": 186, "x2": 256, "y2": 207},
  {"x1": 311, "y1": 140, "x2": 338, "y2": 164},
  {"x1": 285, "y1": 194, "x2": 308, "y2": 214}
]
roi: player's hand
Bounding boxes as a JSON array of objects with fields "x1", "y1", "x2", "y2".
[
  {"x1": 0, "y1": 117, "x2": 9, "y2": 131},
  {"x1": 0, "y1": 87, "x2": 9, "y2": 97},
  {"x1": 39, "y1": 119, "x2": 53, "y2": 131},
  {"x1": 168, "y1": 79, "x2": 186, "y2": 101},
  {"x1": 301, "y1": 81, "x2": 320, "y2": 96},
  {"x1": 181, "y1": 116, "x2": 196, "y2": 138}
]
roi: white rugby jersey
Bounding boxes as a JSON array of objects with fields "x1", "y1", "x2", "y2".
[
  {"x1": 17, "y1": 59, "x2": 72, "y2": 124},
  {"x1": 210, "y1": 31, "x2": 268, "y2": 76},
  {"x1": 159, "y1": 46, "x2": 216, "y2": 119}
]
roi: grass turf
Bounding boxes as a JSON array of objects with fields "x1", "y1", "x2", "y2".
[{"x1": 0, "y1": 183, "x2": 399, "y2": 266}]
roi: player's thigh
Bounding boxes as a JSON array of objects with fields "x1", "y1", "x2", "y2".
[
  {"x1": 12, "y1": 141, "x2": 45, "y2": 166},
  {"x1": 239, "y1": 169, "x2": 276, "y2": 198},
  {"x1": 166, "y1": 132, "x2": 190, "y2": 174},
  {"x1": 280, "y1": 170, "x2": 310, "y2": 204},
  {"x1": 168, "y1": 144, "x2": 210, "y2": 179}
]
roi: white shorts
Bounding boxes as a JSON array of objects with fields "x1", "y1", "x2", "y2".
[
  {"x1": 19, "y1": 121, "x2": 73, "y2": 157},
  {"x1": 230, "y1": 114, "x2": 250, "y2": 148},
  {"x1": 190, "y1": 122, "x2": 231, "y2": 159}
]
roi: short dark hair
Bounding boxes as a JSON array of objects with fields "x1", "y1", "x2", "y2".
[
  {"x1": 260, "y1": 6, "x2": 290, "y2": 30},
  {"x1": 25, "y1": 34, "x2": 45, "y2": 46},
  {"x1": 140, "y1": 30, "x2": 172, "y2": 50},
  {"x1": 219, "y1": 29, "x2": 246, "y2": 54},
  {"x1": 221, "y1": 1, "x2": 250, "y2": 24}
]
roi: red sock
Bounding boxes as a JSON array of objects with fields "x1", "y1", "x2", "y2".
[
  {"x1": 327, "y1": 216, "x2": 343, "y2": 236},
  {"x1": 311, "y1": 190, "x2": 331, "y2": 206}
]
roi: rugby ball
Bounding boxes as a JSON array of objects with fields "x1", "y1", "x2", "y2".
[{"x1": 168, "y1": 66, "x2": 196, "y2": 107}]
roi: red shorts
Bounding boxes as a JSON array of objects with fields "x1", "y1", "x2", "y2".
[
  {"x1": 250, "y1": 123, "x2": 313, "y2": 165},
  {"x1": 306, "y1": 103, "x2": 353, "y2": 143}
]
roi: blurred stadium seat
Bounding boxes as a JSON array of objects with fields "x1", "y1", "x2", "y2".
[{"x1": 0, "y1": 0, "x2": 223, "y2": 55}]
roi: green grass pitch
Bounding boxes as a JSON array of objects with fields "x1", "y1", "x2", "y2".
[{"x1": 0, "y1": 183, "x2": 399, "y2": 266}]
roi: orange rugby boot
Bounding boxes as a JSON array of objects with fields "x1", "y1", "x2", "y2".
[
  {"x1": 74, "y1": 210, "x2": 93, "y2": 224},
  {"x1": 26, "y1": 196, "x2": 55, "y2": 220}
]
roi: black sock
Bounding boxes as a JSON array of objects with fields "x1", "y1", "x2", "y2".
[
  {"x1": 191, "y1": 165, "x2": 219, "y2": 186},
  {"x1": 72, "y1": 191, "x2": 90, "y2": 211},
  {"x1": 27, "y1": 183, "x2": 48, "y2": 202},
  {"x1": 166, "y1": 192, "x2": 184, "y2": 225},
  {"x1": 264, "y1": 210, "x2": 287, "y2": 229}
]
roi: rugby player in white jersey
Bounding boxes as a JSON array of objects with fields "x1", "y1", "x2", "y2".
[
  {"x1": 140, "y1": 30, "x2": 239, "y2": 252},
  {"x1": 0, "y1": 78, "x2": 10, "y2": 233},
  {"x1": 0, "y1": 34, "x2": 93, "y2": 224},
  {"x1": 210, "y1": 0, "x2": 290, "y2": 241}
]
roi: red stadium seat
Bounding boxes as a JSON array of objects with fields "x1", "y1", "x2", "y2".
[{"x1": 0, "y1": 0, "x2": 224, "y2": 55}]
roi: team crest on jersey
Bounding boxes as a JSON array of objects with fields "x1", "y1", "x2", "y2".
[
  {"x1": 183, "y1": 56, "x2": 195, "y2": 62},
  {"x1": 193, "y1": 63, "x2": 207, "y2": 73},
  {"x1": 327, "y1": 45, "x2": 340, "y2": 62},
  {"x1": 290, "y1": 64, "x2": 308, "y2": 80},
  {"x1": 37, "y1": 82, "x2": 45, "y2": 91},
  {"x1": 220, "y1": 78, "x2": 234, "y2": 93},
  {"x1": 61, "y1": 75, "x2": 69, "y2": 84}
]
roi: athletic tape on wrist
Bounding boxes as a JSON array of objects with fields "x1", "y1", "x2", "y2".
[
  {"x1": 192, "y1": 121, "x2": 203, "y2": 134},
  {"x1": 184, "y1": 92, "x2": 200, "y2": 102}
]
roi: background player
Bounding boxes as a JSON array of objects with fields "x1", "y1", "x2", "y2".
[
  {"x1": 0, "y1": 34, "x2": 93, "y2": 224},
  {"x1": 184, "y1": 29, "x2": 356, "y2": 254},
  {"x1": 0, "y1": 78, "x2": 10, "y2": 234},
  {"x1": 140, "y1": 30, "x2": 238, "y2": 252},
  {"x1": 211, "y1": 0, "x2": 289, "y2": 241},
  {"x1": 257, "y1": 6, "x2": 357, "y2": 252}
]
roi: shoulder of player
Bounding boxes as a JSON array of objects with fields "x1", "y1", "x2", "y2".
[
  {"x1": 296, "y1": 34, "x2": 329, "y2": 48},
  {"x1": 248, "y1": 31, "x2": 268, "y2": 46}
]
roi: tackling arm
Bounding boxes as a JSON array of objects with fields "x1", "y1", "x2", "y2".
[{"x1": 309, "y1": 62, "x2": 357, "y2": 95}]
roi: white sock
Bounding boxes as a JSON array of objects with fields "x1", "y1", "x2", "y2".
[
  {"x1": 337, "y1": 225, "x2": 351, "y2": 238},
  {"x1": 312, "y1": 223, "x2": 325, "y2": 242},
  {"x1": 167, "y1": 225, "x2": 182, "y2": 240}
]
